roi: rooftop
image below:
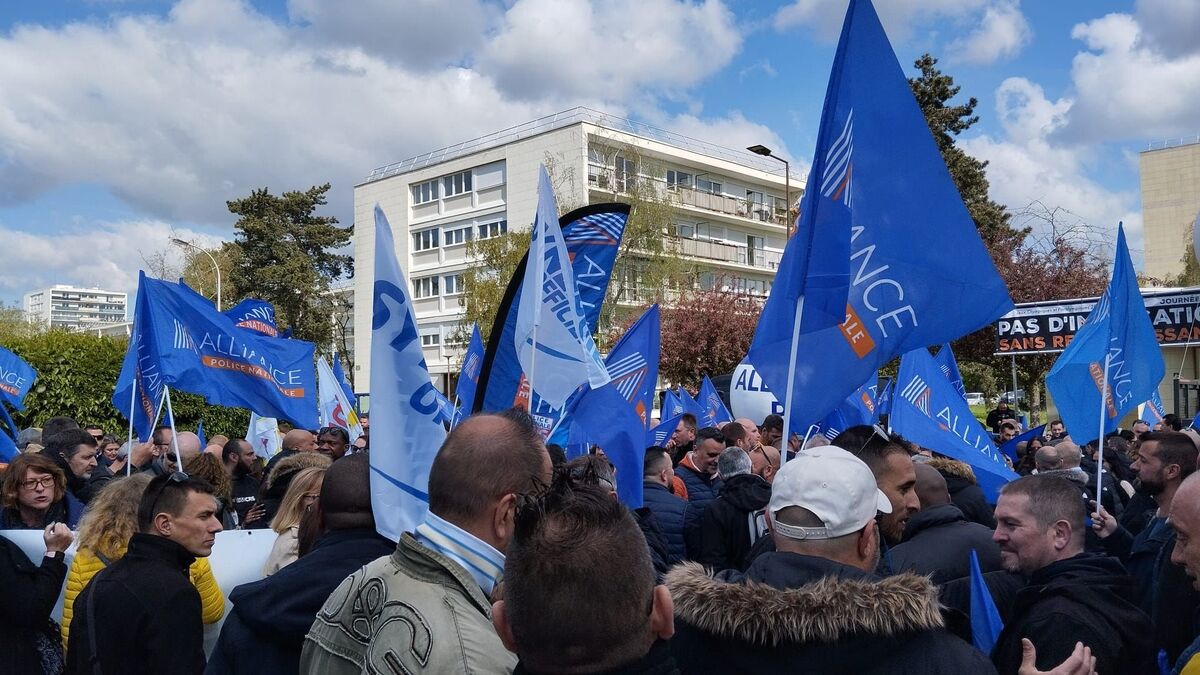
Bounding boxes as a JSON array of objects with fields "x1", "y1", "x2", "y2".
[
  {"x1": 1144, "y1": 136, "x2": 1200, "y2": 152},
  {"x1": 363, "y1": 106, "x2": 801, "y2": 185}
]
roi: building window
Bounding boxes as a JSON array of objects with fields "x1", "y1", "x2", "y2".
[
  {"x1": 444, "y1": 225, "x2": 472, "y2": 246},
  {"x1": 696, "y1": 177, "x2": 722, "y2": 195},
  {"x1": 676, "y1": 223, "x2": 695, "y2": 239},
  {"x1": 442, "y1": 170, "x2": 473, "y2": 197},
  {"x1": 412, "y1": 228, "x2": 439, "y2": 252},
  {"x1": 413, "y1": 276, "x2": 440, "y2": 299},
  {"x1": 667, "y1": 169, "x2": 692, "y2": 192},
  {"x1": 478, "y1": 219, "x2": 508, "y2": 240},
  {"x1": 444, "y1": 274, "x2": 463, "y2": 295},
  {"x1": 411, "y1": 179, "x2": 439, "y2": 205},
  {"x1": 615, "y1": 156, "x2": 636, "y2": 192},
  {"x1": 421, "y1": 333, "x2": 441, "y2": 347}
]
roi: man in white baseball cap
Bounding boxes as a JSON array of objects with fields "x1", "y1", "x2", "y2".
[{"x1": 666, "y1": 446, "x2": 998, "y2": 673}]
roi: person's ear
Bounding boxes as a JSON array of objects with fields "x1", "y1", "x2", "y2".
[
  {"x1": 1051, "y1": 519, "x2": 1072, "y2": 551},
  {"x1": 153, "y1": 512, "x2": 172, "y2": 537},
  {"x1": 492, "y1": 493, "x2": 519, "y2": 546},
  {"x1": 858, "y1": 520, "x2": 878, "y2": 561},
  {"x1": 650, "y1": 585, "x2": 675, "y2": 640},
  {"x1": 491, "y1": 600, "x2": 519, "y2": 653}
]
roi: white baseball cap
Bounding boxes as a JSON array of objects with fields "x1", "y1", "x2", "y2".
[{"x1": 768, "y1": 445, "x2": 892, "y2": 540}]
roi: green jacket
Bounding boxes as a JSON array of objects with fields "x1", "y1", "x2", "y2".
[{"x1": 300, "y1": 532, "x2": 516, "y2": 674}]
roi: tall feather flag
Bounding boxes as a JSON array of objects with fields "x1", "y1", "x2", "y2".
[
  {"x1": 745, "y1": 0, "x2": 1012, "y2": 443},
  {"x1": 513, "y1": 166, "x2": 610, "y2": 410},
  {"x1": 1046, "y1": 225, "x2": 1164, "y2": 445},
  {"x1": 452, "y1": 324, "x2": 485, "y2": 428},
  {"x1": 370, "y1": 204, "x2": 450, "y2": 540},
  {"x1": 699, "y1": 375, "x2": 734, "y2": 427},
  {"x1": 317, "y1": 356, "x2": 363, "y2": 442}
]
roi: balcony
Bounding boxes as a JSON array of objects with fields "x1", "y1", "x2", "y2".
[
  {"x1": 588, "y1": 163, "x2": 792, "y2": 228},
  {"x1": 668, "y1": 235, "x2": 782, "y2": 271}
]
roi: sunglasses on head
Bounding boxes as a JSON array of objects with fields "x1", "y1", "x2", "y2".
[
  {"x1": 148, "y1": 471, "x2": 189, "y2": 518},
  {"x1": 856, "y1": 423, "x2": 891, "y2": 455}
]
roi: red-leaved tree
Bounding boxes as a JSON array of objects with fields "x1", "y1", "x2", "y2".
[{"x1": 651, "y1": 287, "x2": 763, "y2": 392}]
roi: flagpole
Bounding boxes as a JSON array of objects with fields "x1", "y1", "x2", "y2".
[
  {"x1": 800, "y1": 423, "x2": 819, "y2": 451},
  {"x1": 163, "y1": 386, "x2": 183, "y2": 472},
  {"x1": 527, "y1": 222, "x2": 546, "y2": 414},
  {"x1": 125, "y1": 379, "x2": 137, "y2": 477},
  {"x1": 782, "y1": 295, "x2": 807, "y2": 462},
  {"x1": 1096, "y1": 353, "x2": 1111, "y2": 507}
]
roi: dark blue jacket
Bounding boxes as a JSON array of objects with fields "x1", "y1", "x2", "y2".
[
  {"x1": 205, "y1": 527, "x2": 394, "y2": 675},
  {"x1": 642, "y1": 481, "x2": 688, "y2": 564},
  {"x1": 677, "y1": 462, "x2": 722, "y2": 558}
]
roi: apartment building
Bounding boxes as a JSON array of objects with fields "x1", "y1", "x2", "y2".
[
  {"x1": 23, "y1": 284, "x2": 128, "y2": 331},
  {"x1": 352, "y1": 107, "x2": 801, "y2": 393},
  {"x1": 1141, "y1": 137, "x2": 1200, "y2": 280}
]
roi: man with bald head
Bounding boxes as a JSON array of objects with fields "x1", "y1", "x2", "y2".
[
  {"x1": 1035, "y1": 445, "x2": 1063, "y2": 473},
  {"x1": 302, "y1": 409, "x2": 552, "y2": 674},
  {"x1": 261, "y1": 428, "x2": 318, "y2": 478},
  {"x1": 159, "y1": 431, "x2": 203, "y2": 475},
  {"x1": 1169, "y1": 474, "x2": 1200, "y2": 672},
  {"x1": 735, "y1": 418, "x2": 760, "y2": 448},
  {"x1": 890, "y1": 463, "x2": 1002, "y2": 583}
]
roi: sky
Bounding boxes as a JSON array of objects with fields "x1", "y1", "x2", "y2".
[{"x1": 0, "y1": 0, "x2": 1197, "y2": 308}]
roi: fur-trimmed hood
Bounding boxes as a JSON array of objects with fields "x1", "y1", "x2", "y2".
[
  {"x1": 666, "y1": 557, "x2": 944, "y2": 646},
  {"x1": 927, "y1": 457, "x2": 977, "y2": 484}
]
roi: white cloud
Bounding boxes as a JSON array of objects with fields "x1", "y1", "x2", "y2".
[
  {"x1": 773, "y1": 0, "x2": 989, "y2": 42},
  {"x1": 656, "y1": 110, "x2": 806, "y2": 175},
  {"x1": 0, "y1": 219, "x2": 223, "y2": 302},
  {"x1": 480, "y1": 0, "x2": 741, "y2": 100},
  {"x1": 1134, "y1": 0, "x2": 1200, "y2": 58},
  {"x1": 1060, "y1": 11, "x2": 1200, "y2": 142},
  {"x1": 947, "y1": 0, "x2": 1031, "y2": 65}
]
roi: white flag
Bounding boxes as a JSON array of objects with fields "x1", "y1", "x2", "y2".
[
  {"x1": 246, "y1": 412, "x2": 282, "y2": 458},
  {"x1": 317, "y1": 356, "x2": 363, "y2": 442},
  {"x1": 513, "y1": 166, "x2": 610, "y2": 408},
  {"x1": 370, "y1": 204, "x2": 450, "y2": 541}
]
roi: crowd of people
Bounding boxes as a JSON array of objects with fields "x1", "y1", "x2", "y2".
[{"x1": 4, "y1": 404, "x2": 1200, "y2": 674}]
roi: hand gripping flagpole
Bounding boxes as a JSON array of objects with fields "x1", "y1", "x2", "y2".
[
  {"x1": 1096, "y1": 352, "x2": 1111, "y2": 508},
  {"x1": 781, "y1": 295, "x2": 807, "y2": 462}
]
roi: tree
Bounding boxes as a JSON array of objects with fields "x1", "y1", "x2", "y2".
[
  {"x1": 657, "y1": 285, "x2": 762, "y2": 391},
  {"x1": 457, "y1": 230, "x2": 526, "y2": 345},
  {"x1": 0, "y1": 304, "x2": 44, "y2": 340},
  {"x1": 227, "y1": 184, "x2": 352, "y2": 350}
]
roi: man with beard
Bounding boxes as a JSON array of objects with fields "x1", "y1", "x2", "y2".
[
  {"x1": 223, "y1": 438, "x2": 262, "y2": 526},
  {"x1": 832, "y1": 426, "x2": 920, "y2": 574}
]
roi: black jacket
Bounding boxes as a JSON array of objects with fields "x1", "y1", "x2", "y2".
[
  {"x1": 942, "y1": 472, "x2": 996, "y2": 529},
  {"x1": 229, "y1": 472, "x2": 260, "y2": 526},
  {"x1": 642, "y1": 481, "x2": 688, "y2": 564},
  {"x1": 1100, "y1": 515, "x2": 1172, "y2": 612},
  {"x1": 66, "y1": 533, "x2": 206, "y2": 675},
  {"x1": 668, "y1": 552, "x2": 996, "y2": 674},
  {"x1": 990, "y1": 553, "x2": 1155, "y2": 675},
  {"x1": 634, "y1": 507, "x2": 671, "y2": 582},
  {"x1": 676, "y1": 463, "x2": 722, "y2": 559},
  {"x1": 205, "y1": 527, "x2": 394, "y2": 675},
  {"x1": 891, "y1": 504, "x2": 1002, "y2": 584},
  {"x1": 697, "y1": 474, "x2": 770, "y2": 573},
  {"x1": 0, "y1": 533, "x2": 68, "y2": 674},
  {"x1": 1152, "y1": 528, "x2": 1200, "y2": 665}
]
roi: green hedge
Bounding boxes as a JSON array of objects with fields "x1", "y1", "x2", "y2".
[{"x1": 4, "y1": 330, "x2": 250, "y2": 440}]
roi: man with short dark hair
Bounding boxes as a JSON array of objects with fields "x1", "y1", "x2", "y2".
[
  {"x1": 642, "y1": 447, "x2": 687, "y2": 565},
  {"x1": 42, "y1": 428, "x2": 98, "y2": 503},
  {"x1": 84, "y1": 424, "x2": 105, "y2": 444},
  {"x1": 668, "y1": 412, "x2": 697, "y2": 464},
  {"x1": 833, "y1": 425, "x2": 920, "y2": 549},
  {"x1": 669, "y1": 446, "x2": 994, "y2": 673},
  {"x1": 222, "y1": 438, "x2": 261, "y2": 525},
  {"x1": 999, "y1": 421, "x2": 1019, "y2": 444},
  {"x1": 722, "y1": 420, "x2": 749, "y2": 451},
  {"x1": 987, "y1": 400, "x2": 1015, "y2": 434},
  {"x1": 990, "y1": 475, "x2": 1154, "y2": 674},
  {"x1": 760, "y1": 414, "x2": 783, "y2": 449},
  {"x1": 678, "y1": 427, "x2": 724, "y2": 558},
  {"x1": 209, "y1": 453, "x2": 393, "y2": 674},
  {"x1": 698, "y1": 448, "x2": 770, "y2": 572},
  {"x1": 41, "y1": 415, "x2": 79, "y2": 443},
  {"x1": 67, "y1": 473, "x2": 223, "y2": 674},
  {"x1": 1132, "y1": 419, "x2": 1151, "y2": 441},
  {"x1": 315, "y1": 426, "x2": 350, "y2": 460},
  {"x1": 302, "y1": 410, "x2": 551, "y2": 674},
  {"x1": 1048, "y1": 419, "x2": 1066, "y2": 441}
]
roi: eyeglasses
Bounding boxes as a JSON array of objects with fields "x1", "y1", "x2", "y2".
[
  {"x1": 148, "y1": 471, "x2": 189, "y2": 518},
  {"x1": 20, "y1": 476, "x2": 55, "y2": 491}
]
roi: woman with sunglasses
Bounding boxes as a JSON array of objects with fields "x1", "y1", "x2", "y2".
[{"x1": 0, "y1": 453, "x2": 83, "y2": 529}]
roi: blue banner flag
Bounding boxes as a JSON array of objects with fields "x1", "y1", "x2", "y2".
[
  {"x1": 370, "y1": 205, "x2": 450, "y2": 540},
  {"x1": 0, "y1": 346, "x2": 36, "y2": 412},
  {"x1": 453, "y1": 324, "x2": 485, "y2": 427},
  {"x1": 700, "y1": 375, "x2": 734, "y2": 427},
  {"x1": 999, "y1": 424, "x2": 1046, "y2": 464},
  {"x1": 933, "y1": 343, "x2": 967, "y2": 400},
  {"x1": 663, "y1": 389, "x2": 684, "y2": 418},
  {"x1": 891, "y1": 347, "x2": 1017, "y2": 501},
  {"x1": 1143, "y1": 390, "x2": 1167, "y2": 426},
  {"x1": 196, "y1": 421, "x2": 206, "y2": 448},
  {"x1": 818, "y1": 378, "x2": 877, "y2": 440},
  {"x1": 969, "y1": 549, "x2": 1004, "y2": 654},
  {"x1": 874, "y1": 377, "x2": 894, "y2": 422},
  {"x1": 603, "y1": 305, "x2": 660, "y2": 428},
  {"x1": 332, "y1": 355, "x2": 357, "y2": 405},
  {"x1": 513, "y1": 166, "x2": 611, "y2": 410},
  {"x1": 678, "y1": 387, "x2": 709, "y2": 426},
  {"x1": 222, "y1": 298, "x2": 282, "y2": 337},
  {"x1": 647, "y1": 413, "x2": 684, "y2": 449},
  {"x1": 0, "y1": 402, "x2": 19, "y2": 461},
  {"x1": 117, "y1": 273, "x2": 319, "y2": 430},
  {"x1": 1047, "y1": 225, "x2": 1164, "y2": 444},
  {"x1": 573, "y1": 383, "x2": 647, "y2": 508},
  {"x1": 745, "y1": 0, "x2": 1012, "y2": 439},
  {"x1": 113, "y1": 282, "x2": 171, "y2": 442},
  {"x1": 475, "y1": 202, "x2": 629, "y2": 424}
]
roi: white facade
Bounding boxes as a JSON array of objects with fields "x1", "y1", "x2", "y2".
[
  {"x1": 352, "y1": 107, "x2": 801, "y2": 393},
  {"x1": 23, "y1": 284, "x2": 128, "y2": 331}
]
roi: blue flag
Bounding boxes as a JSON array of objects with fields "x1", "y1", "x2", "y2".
[
  {"x1": 1144, "y1": 390, "x2": 1167, "y2": 427},
  {"x1": 566, "y1": 421, "x2": 590, "y2": 460},
  {"x1": 969, "y1": 549, "x2": 1003, "y2": 654},
  {"x1": 699, "y1": 375, "x2": 734, "y2": 427},
  {"x1": 331, "y1": 355, "x2": 357, "y2": 405},
  {"x1": 0, "y1": 346, "x2": 37, "y2": 412},
  {"x1": 818, "y1": 378, "x2": 878, "y2": 440},
  {"x1": 476, "y1": 203, "x2": 629, "y2": 424},
  {"x1": 195, "y1": 421, "x2": 206, "y2": 448},
  {"x1": 933, "y1": 343, "x2": 967, "y2": 400},
  {"x1": 663, "y1": 389, "x2": 684, "y2": 417},
  {"x1": 370, "y1": 204, "x2": 450, "y2": 540},
  {"x1": 1047, "y1": 225, "x2": 1164, "y2": 444},
  {"x1": 891, "y1": 347, "x2": 1017, "y2": 501},
  {"x1": 678, "y1": 387, "x2": 709, "y2": 427},
  {"x1": 874, "y1": 377, "x2": 894, "y2": 421},
  {"x1": 117, "y1": 273, "x2": 319, "y2": 430},
  {"x1": 0, "y1": 402, "x2": 19, "y2": 461},
  {"x1": 222, "y1": 298, "x2": 283, "y2": 337},
  {"x1": 603, "y1": 305, "x2": 661, "y2": 428},
  {"x1": 746, "y1": 0, "x2": 1012, "y2": 439},
  {"x1": 113, "y1": 282, "x2": 171, "y2": 442},
  {"x1": 999, "y1": 424, "x2": 1046, "y2": 464},
  {"x1": 647, "y1": 413, "x2": 684, "y2": 449},
  {"x1": 573, "y1": 383, "x2": 647, "y2": 508},
  {"x1": 452, "y1": 324, "x2": 485, "y2": 428}
]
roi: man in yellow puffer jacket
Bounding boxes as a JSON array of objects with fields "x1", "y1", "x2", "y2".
[{"x1": 59, "y1": 471, "x2": 225, "y2": 645}]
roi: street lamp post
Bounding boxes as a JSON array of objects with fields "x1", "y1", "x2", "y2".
[
  {"x1": 746, "y1": 144, "x2": 791, "y2": 238},
  {"x1": 171, "y1": 238, "x2": 222, "y2": 310}
]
